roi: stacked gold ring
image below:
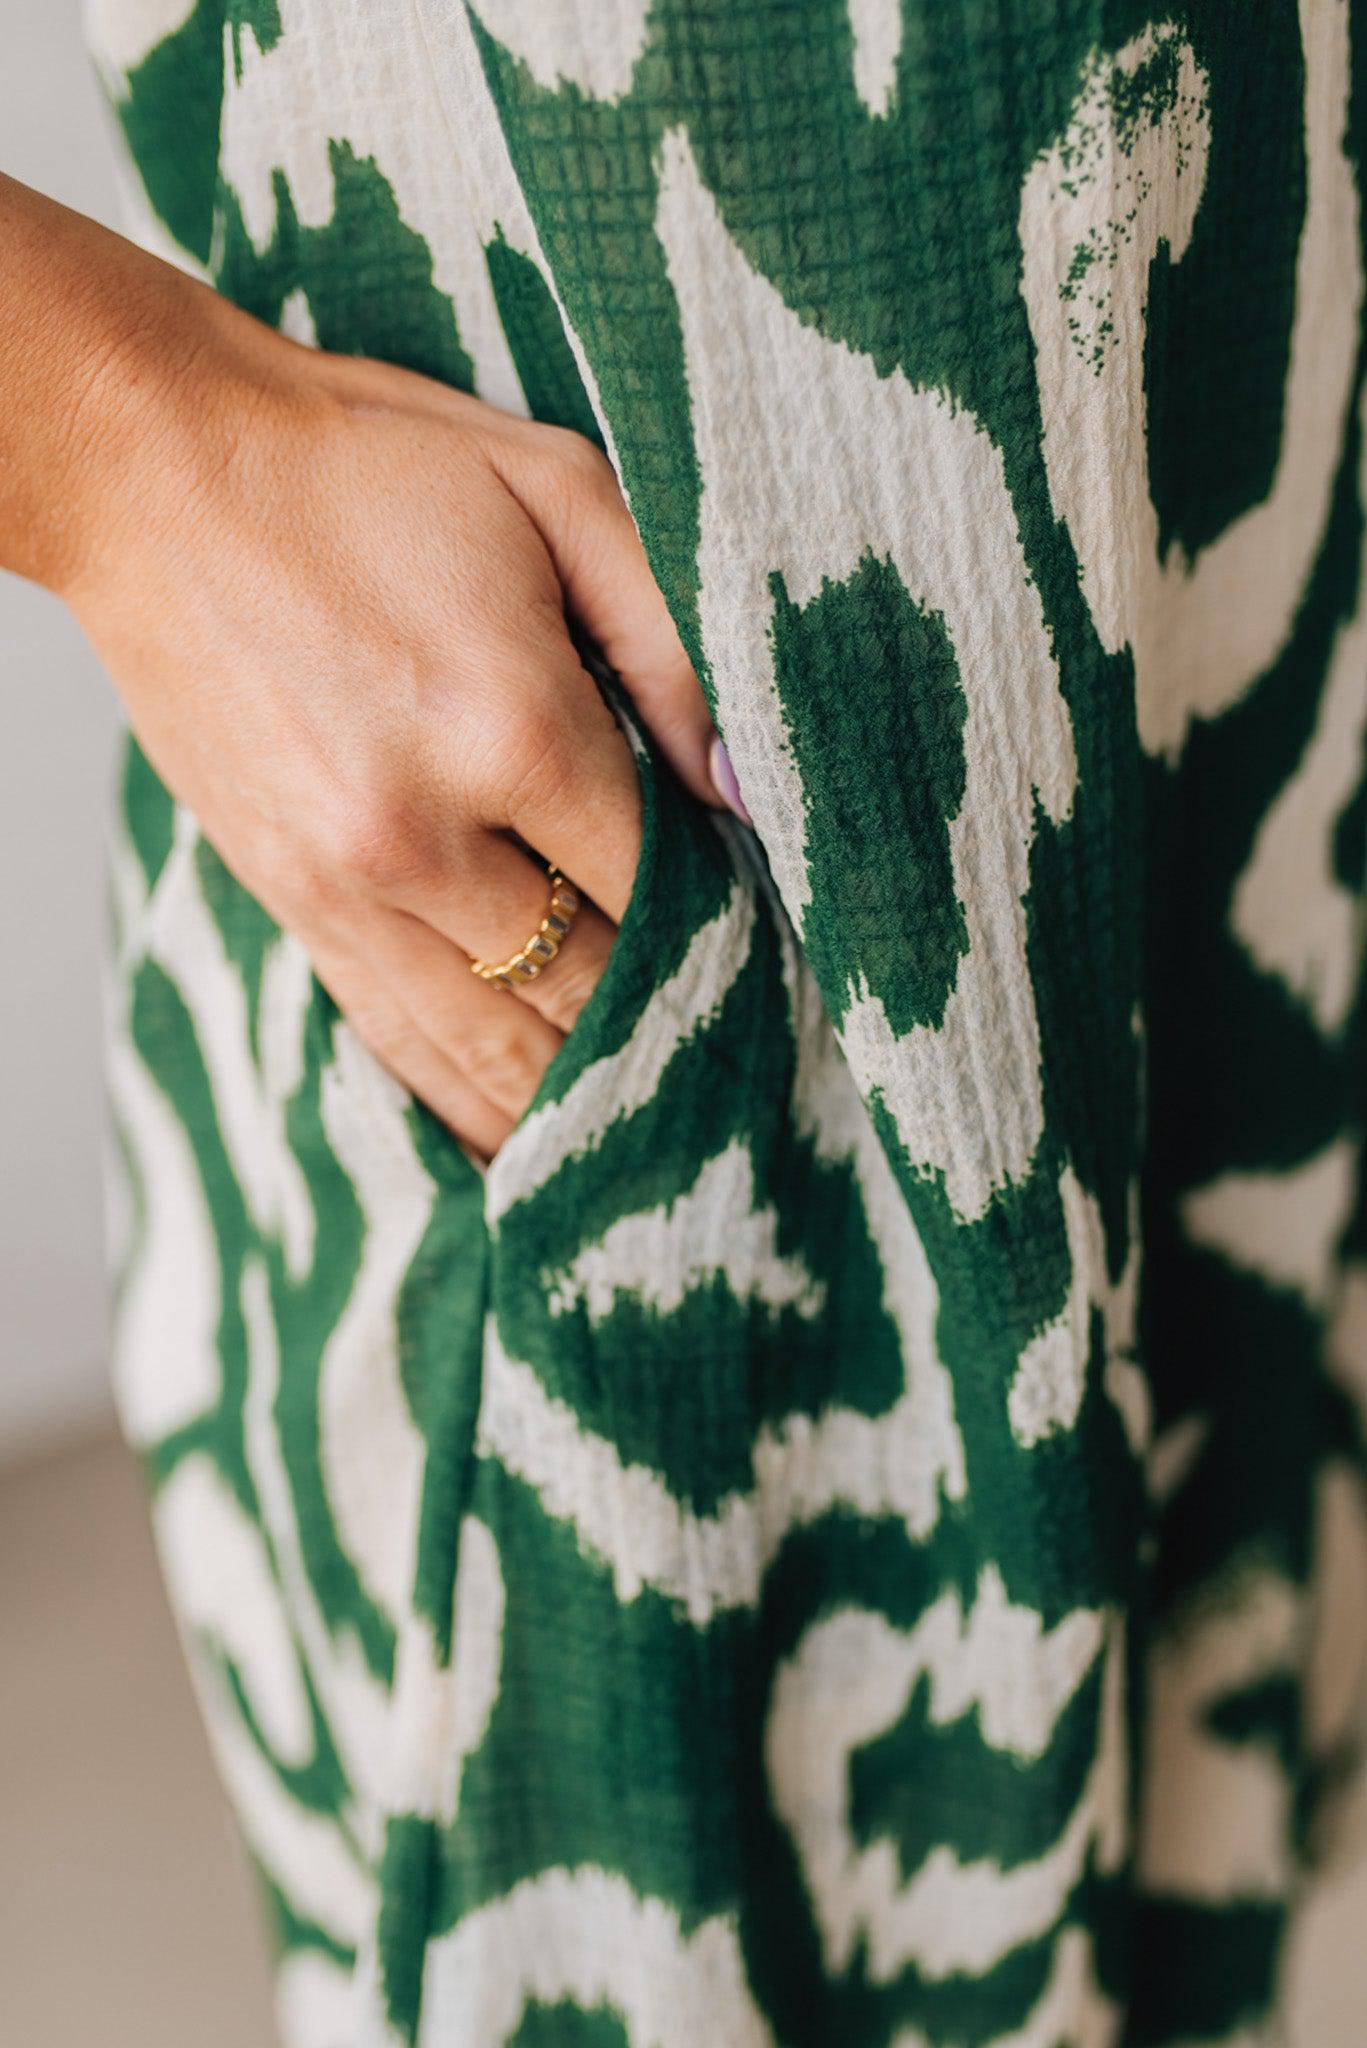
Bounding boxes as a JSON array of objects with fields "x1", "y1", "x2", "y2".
[{"x1": 469, "y1": 867, "x2": 581, "y2": 992}]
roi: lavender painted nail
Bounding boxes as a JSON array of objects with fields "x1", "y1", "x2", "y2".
[{"x1": 709, "y1": 735, "x2": 752, "y2": 825}]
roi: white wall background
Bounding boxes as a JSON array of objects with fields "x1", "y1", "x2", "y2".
[{"x1": 0, "y1": 5, "x2": 124, "y2": 1458}]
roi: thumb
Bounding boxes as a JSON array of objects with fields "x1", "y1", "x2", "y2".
[{"x1": 501, "y1": 429, "x2": 741, "y2": 814}]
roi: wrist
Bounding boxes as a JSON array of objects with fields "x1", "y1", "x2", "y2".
[{"x1": 49, "y1": 262, "x2": 295, "y2": 611}]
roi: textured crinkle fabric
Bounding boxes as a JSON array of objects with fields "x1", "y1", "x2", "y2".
[{"x1": 89, "y1": 0, "x2": 1367, "y2": 2041}]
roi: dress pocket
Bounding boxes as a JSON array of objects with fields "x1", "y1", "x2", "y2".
[
  {"x1": 489, "y1": 681, "x2": 686, "y2": 1135},
  {"x1": 318, "y1": 673, "x2": 697, "y2": 1200},
  {"x1": 480, "y1": 678, "x2": 763, "y2": 1225}
]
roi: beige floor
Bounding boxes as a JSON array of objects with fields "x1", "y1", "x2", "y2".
[{"x1": 0, "y1": 1429, "x2": 276, "y2": 2048}]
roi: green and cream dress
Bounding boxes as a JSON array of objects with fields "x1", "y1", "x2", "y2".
[{"x1": 85, "y1": 0, "x2": 1367, "y2": 2041}]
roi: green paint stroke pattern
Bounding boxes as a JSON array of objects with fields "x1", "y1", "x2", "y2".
[{"x1": 90, "y1": 0, "x2": 1367, "y2": 2041}]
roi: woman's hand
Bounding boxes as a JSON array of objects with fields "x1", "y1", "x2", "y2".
[{"x1": 46, "y1": 240, "x2": 724, "y2": 1159}]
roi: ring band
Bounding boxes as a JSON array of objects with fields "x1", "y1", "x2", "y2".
[{"x1": 469, "y1": 867, "x2": 581, "y2": 991}]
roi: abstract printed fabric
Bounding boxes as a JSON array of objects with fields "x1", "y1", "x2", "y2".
[{"x1": 89, "y1": 0, "x2": 1367, "y2": 2040}]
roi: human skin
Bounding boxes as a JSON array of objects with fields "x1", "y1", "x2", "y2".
[{"x1": 0, "y1": 172, "x2": 726, "y2": 1158}]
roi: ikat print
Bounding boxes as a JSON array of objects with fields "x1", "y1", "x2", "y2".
[{"x1": 86, "y1": 0, "x2": 1367, "y2": 2041}]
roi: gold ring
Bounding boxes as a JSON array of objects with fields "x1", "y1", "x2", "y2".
[{"x1": 470, "y1": 867, "x2": 581, "y2": 991}]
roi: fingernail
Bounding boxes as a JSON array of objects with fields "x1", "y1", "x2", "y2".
[{"x1": 709, "y1": 735, "x2": 752, "y2": 825}]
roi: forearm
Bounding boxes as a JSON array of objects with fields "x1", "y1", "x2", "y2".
[{"x1": 0, "y1": 172, "x2": 258, "y2": 597}]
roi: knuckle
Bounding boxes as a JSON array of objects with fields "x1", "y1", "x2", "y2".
[
  {"x1": 538, "y1": 418, "x2": 609, "y2": 473},
  {"x1": 328, "y1": 983, "x2": 414, "y2": 1070},
  {"x1": 315, "y1": 790, "x2": 429, "y2": 893},
  {"x1": 562, "y1": 432, "x2": 616, "y2": 493},
  {"x1": 453, "y1": 1021, "x2": 544, "y2": 1109},
  {"x1": 344, "y1": 1001, "x2": 405, "y2": 1062},
  {"x1": 537, "y1": 951, "x2": 602, "y2": 1032},
  {"x1": 477, "y1": 712, "x2": 575, "y2": 825},
  {"x1": 533, "y1": 423, "x2": 618, "y2": 512}
]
